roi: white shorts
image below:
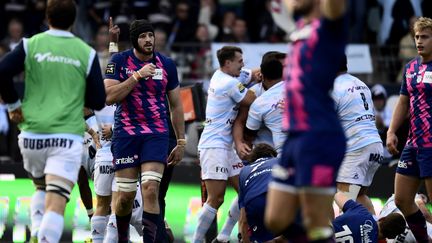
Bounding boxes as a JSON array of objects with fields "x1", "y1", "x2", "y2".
[
  {"x1": 81, "y1": 146, "x2": 95, "y2": 178},
  {"x1": 93, "y1": 152, "x2": 114, "y2": 196},
  {"x1": 337, "y1": 142, "x2": 383, "y2": 187},
  {"x1": 199, "y1": 148, "x2": 243, "y2": 180},
  {"x1": 18, "y1": 132, "x2": 83, "y2": 183}
]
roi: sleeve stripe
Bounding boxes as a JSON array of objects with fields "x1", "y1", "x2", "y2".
[
  {"x1": 86, "y1": 49, "x2": 96, "y2": 77},
  {"x1": 22, "y1": 38, "x2": 28, "y2": 55}
]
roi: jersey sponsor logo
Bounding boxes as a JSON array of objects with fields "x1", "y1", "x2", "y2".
[
  {"x1": 271, "y1": 99, "x2": 285, "y2": 111},
  {"x1": 369, "y1": 153, "x2": 383, "y2": 163},
  {"x1": 115, "y1": 155, "x2": 137, "y2": 165},
  {"x1": 124, "y1": 67, "x2": 134, "y2": 75},
  {"x1": 232, "y1": 162, "x2": 244, "y2": 170},
  {"x1": 359, "y1": 220, "x2": 374, "y2": 243},
  {"x1": 237, "y1": 83, "x2": 246, "y2": 93},
  {"x1": 398, "y1": 160, "x2": 408, "y2": 169},
  {"x1": 153, "y1": 68, "x2": 163, "y2": 80},
  {"x1": 34, "y1": 52, "x2": 81, "y2": 67},
  {"x1": 245, "y1": 168, "x2": 273, "y2": 187},
  {"x1": 423, "y1": 71, "x2": 432, "y2": 83},
  {"x1": 215, "y1": 166, "x2": 228, "y2": 173},
  {"x1": 23, "y1": 138, "x2": 73, "y2": 150},
  {"x1": 354, "y1": 114, "x2": 375, "y2": 122},
  {"x1": 99, "y1": 165, "x2": 114, "y2": 174},
  {"x1": 347, "y1": 85, "x2": 368, "y2": 93},
  {"x1": 106, "y1": 63, "x2": 116, "y2": 74}
]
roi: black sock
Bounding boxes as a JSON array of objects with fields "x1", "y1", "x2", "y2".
[
  {"x1": 116, "y1": 213, "x2": 131, "y2": 243},
  {"x1": 282, "y1": 223, "x2": 308, "y2": 243},
  {"x1": 309, "y1": 238, "x2": 335, "y2": 243},
  {"x1": 406, "y1": 210, "x2": 429, "y2": 243},
  {"x1": 143, "y1": 211, "x2": 159, "y2": 243}
]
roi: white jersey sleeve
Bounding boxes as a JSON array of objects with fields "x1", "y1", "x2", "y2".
[{"x1": 246, "y1": 101, "x2": 263, "y2": 131}]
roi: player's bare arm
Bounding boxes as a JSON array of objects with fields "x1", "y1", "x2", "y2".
[
  {"x1": 167, "y1": 86, "x2": 186, "y2": 166},
  {"x1": 233, "y1": 105, "x2": 251, "y2": 159},
  {"x1": 239, "y1": 207, "x2": 251, "y2": 243},
  {"x1": 387, "y1": 95, "x2": 409, "y2": 155}
]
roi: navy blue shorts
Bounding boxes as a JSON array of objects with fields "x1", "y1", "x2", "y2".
[
  {"x1": 396, "y1": 146, "x2": 432, "y2": 178},
  {"x1": 111, "y1": 134, "x2": 169, "y2": 171},
  {"x1": 273, "y1": 131, "x2": 346, "y2": 189},
  {"x1": 245, "y1": 194, "x2": 274, "y2": 242}
]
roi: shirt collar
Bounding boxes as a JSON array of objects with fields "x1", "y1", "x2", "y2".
[{"x1": 45, "y1": 29, "x2": 75, "y2": 38}]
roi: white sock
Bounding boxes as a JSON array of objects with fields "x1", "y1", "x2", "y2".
[
  {"x1": 91, "y1": 215, "x2": 108, "y2": 243},
  {"x1": 102, "y1": 214, "x2": 117, "y2": 243},
  {"x1": 30, "y1": 190, "x2": 45, "y2": 237},
  {"x1": 217, "y1": 196, "x2": 240, "y2": 242},
  {"x1": 192, "y1": 203, "x2": 217, "y2": 243},
  {"x1": 38, "y1": 211, "x2": 64, "y2": 243}
]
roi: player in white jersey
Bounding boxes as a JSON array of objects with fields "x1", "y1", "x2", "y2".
[
  {"x1": 90, "y1": 104, "x2": 116, "y2": 243},
  {"x1": 209, "y1": 51, "x2": 286, "y2": 243},
  {"x1": 331, "y1": 55, "x2": 383, "y2": 214},
  {"x1": 233, "y1": 51, "x2": 286, "y2": 159},
  {"x1": 194, "y1": 46, "x2": 256, "y2": 243},
  {"x1": 379, "y1": 194, "x2": 432, "y2": 242},
  {"x1": 245, "y1": 57, "x2": 286, "y2": 155}
]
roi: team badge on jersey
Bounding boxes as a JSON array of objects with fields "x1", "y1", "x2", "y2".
[
  {"x1": 106, "y1": 63, "x2": 116, "y2": 74},
  {"x1": 237, "y1": 83, "x2": 246, "y2": 93}
]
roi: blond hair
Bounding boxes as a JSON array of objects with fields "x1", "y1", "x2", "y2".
[{"x1": 414, "y1": 17, "x2": 432, "y2": 33}]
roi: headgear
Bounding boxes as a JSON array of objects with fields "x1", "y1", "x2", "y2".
[{"x1": 129, "y1": 19, "x2": 154, "y2": 51}]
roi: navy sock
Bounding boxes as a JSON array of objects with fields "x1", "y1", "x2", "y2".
[
  {"x1": 309, "y1": 238, "x2": 335, "y2": 243},
  {"x1": 406, "y1": 210, "x2": 429, "y2": 243},
  {"x1": 143, "y1": 211, "x2": 159, "y2": 243},
  {"x1": 282, "y1": 223, "x2": 308, "y2": 243},
  {"x1": 116, "y1": 213, "x2": 131, "y2": 243}
]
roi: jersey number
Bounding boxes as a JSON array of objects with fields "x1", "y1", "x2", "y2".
[
  {"x1": 335, "y1": 225, "x2": 354, "y2": 243},
  {"x1": 360, "y1": 92, "x2": 369, "y2": 110}
]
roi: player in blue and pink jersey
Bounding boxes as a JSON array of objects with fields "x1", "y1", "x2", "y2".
[
  {"x1": 264, "y1": 0, "x2": 348, "y2": 242},
  {"x1": 333, "y1": 193, "x2": 406, "y2": 243},
  {"x1": 104, "y1": 19, "x2": 185, "y2": 243},
  {"x1": 387, "y1": 17, "x2": 432, "y2": 243}
]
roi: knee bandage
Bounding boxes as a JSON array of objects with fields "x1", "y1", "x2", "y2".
[
  {"x1": 46, "y1": 180, "x2": 73, "y2": 201},
  {"x1": 337, "y1": 184, "x2": 361, "y2": 201},
  {"x1": 141, "y1": 171, "x2": 162, "y2": 183},
  {"x1": 115, "y1": 177, "x2": 138, "y2": 192}
]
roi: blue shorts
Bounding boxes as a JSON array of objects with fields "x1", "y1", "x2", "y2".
[
  {"x1": 396, "y1": 146, "x2": 432, "y2": 178},
  {"x1": 111, "y1": 134, "x2": 169, "y2": 171},
  {"x1": 272, "y1": 131, "x2": 346, "y2": 189},
  {"x1": 245, "y1": 194, "x2": 274, "y2": 242}
]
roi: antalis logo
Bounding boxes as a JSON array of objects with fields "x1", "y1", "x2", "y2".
[{"x1": 34, "y1": 52, "x2": 81, "y2": 67}]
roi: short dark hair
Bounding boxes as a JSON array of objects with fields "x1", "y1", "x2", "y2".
[
  {"x1": 217, "y1": 46, "x2": 242, "y2": 67},
  {"x1": 339, "y1": 54, "x2": 348, "y2": 73},
  {"x1": 46, "y1": 0, "x2": 76, "y2": 30},
  {"x1": 261, "y1": 58, "x2": 283, "y2": 80},
  {"x1": 245, "y1": 143, "x2": 277, "y2": 163},
  {"x1": 262, "y1": 51, "x2": 286, "y2": 63},
  {"x1": 379, "y1": 213, "x2": 406, "y2": 239}
]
